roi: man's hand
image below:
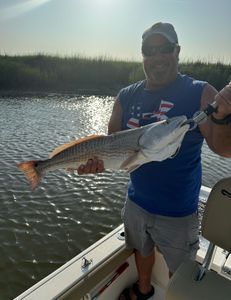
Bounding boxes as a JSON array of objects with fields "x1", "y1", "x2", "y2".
[
  {"x1": 67, "y1": 157, "x2": 105, "y2": 175},
  {"x1": 214, "y1": 82, "x2": 231, "y2": 119}
]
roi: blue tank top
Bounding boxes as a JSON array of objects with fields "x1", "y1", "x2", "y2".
[{"x1": 118, "y1": 73, "x2": 207, "y2": 217}]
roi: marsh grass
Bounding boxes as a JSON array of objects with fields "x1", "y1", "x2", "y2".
[{"x1": 0, "y1": 54, "x2": 230, "y2": 95}]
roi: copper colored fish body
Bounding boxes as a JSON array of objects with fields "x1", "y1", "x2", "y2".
[{"x1": 17, "y1": 116, "x2": 190, "y2": 190}]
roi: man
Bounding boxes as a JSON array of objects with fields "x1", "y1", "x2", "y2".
[{"x1": 78, "y1": 22, "x2": 231, "y2": 299}]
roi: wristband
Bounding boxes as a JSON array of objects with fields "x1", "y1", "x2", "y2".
[{"x1": 211, "y1": 114, "x2": 231, "y2": 125}]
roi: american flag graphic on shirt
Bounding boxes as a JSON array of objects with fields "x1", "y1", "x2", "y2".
[{"x1": 127, "y1": 100, "x2": 174, "y2": 129}]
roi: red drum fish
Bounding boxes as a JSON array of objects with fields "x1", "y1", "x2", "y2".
[{"x1": 17, "y1": 116, "x2": 189, "y2": 190}]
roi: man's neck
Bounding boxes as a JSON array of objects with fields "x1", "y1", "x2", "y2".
[{"x1": 145, "y1": 74, "x2": 178, "y2": 91}]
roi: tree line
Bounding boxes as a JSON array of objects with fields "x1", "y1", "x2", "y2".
[{"x1": 0, "y1": 54, "x2": 230, "y2": 95}]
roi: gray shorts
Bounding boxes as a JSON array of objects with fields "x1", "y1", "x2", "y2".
[{"x1": 121, "y1": 198, "x2": 200, "y2": 273}]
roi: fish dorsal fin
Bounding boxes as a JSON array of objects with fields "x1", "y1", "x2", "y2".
[{"x1": 49, "y1": 134, "x2": 104, "y2": 158}]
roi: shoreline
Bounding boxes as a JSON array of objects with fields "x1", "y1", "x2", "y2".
[{"x1": 0, "y1": 88, "x2": 119, "y2": 98}]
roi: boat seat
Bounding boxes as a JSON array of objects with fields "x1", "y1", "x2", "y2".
[{"x1": 165, "y1": 177, "x2": 231, "y2": 300}]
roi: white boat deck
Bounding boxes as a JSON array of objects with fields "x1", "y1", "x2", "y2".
[{"x1": 14, "y1": 223, "x2": 231, "y2": 300}]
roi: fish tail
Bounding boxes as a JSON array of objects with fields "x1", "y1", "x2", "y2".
[{"x1": 17, "y1": 160, "x2": 43, "y2": 191}]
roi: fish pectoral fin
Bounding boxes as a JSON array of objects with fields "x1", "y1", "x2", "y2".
[
  {"x1": 120, "y1": 151, "x2": 147, "y2": 173},
  {"x1": 126, "y1": 164, "x2": 141, "y2": 173}
]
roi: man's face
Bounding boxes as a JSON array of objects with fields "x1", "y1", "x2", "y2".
[{"x1": 142, "y1": 34, "x2": 180, "y2": 88}]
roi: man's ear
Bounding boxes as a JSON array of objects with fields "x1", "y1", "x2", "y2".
[{"x1": 176, "y1": 45, "x2": 181, "y2": 60}]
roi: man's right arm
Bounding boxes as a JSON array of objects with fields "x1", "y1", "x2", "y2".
[{"x1": 108, "y1": 97, "x2": 123, "y2": 134}]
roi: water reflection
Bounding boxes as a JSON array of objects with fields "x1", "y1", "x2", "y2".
[
  {"x1": 0, "y1": 95, "x2": 230, "y2": 299},
  {"x1": 0, "y1": 95, "x2": 127, "y2": 299}
]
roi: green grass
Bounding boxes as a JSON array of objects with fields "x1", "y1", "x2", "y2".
[{"x1": 0, "y1": 54, "x2": 230, "y2": 95}]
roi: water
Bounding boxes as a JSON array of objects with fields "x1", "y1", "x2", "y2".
[{"x1": 0, "y1": 95, "x2": 230, "y2": 300}]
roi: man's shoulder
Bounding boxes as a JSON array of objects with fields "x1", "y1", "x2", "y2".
[
  {"x1": 180, "y1": 73, "x2": 207, "y2": 87},
  {"x1": 117, "y1": 80, "x2": 145, "y2": 111},
  {"x1": 119, "y1": 80, "x2": 145, "y2": 96}
]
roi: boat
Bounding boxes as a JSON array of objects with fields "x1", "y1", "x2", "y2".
[{"x1": 15, "y1": 178, "x2": 231, "y2": 300}]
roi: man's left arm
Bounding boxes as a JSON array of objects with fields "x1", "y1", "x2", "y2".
[{"x1": 199, "y1": 82, "x2": 231, "y2": 157}]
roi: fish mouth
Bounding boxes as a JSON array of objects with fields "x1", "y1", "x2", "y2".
[
  {"x1": 166, "y1": 116, "x2": 188, "y2": 128},
  {"x1": 180, "y1": 119, "x2": 190, "y2": 128},
  {"x1": 180, "y1": 117, "x2": 196, "y2": 129}
]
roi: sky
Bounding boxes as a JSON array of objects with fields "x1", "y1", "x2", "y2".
[{"x1": 0, "y1": 0, "x2": 231, "y2": 64}]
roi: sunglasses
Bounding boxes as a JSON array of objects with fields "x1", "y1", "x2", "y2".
[{"x1": 142, "y1": 43, "x2": 177, "y2": 57}]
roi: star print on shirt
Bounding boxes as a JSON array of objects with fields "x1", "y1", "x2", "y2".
[{"x1": 127, "y1": 100, "x2": 174, "y2": 128}]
